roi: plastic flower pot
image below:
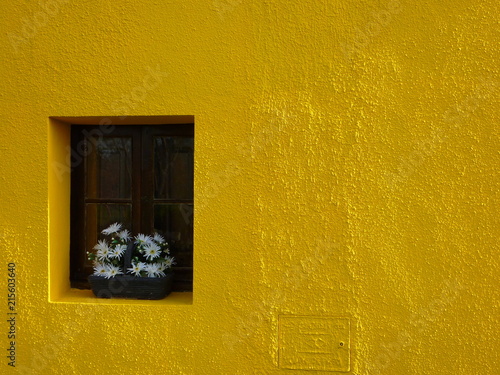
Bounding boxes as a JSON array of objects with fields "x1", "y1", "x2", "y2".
[{"x1": 88, "y1": 242, "x2": 173, "y2": 300}]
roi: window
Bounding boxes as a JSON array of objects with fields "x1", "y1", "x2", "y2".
[{"x1": 70, "y1": 124, "x2": 194, "y2": 291}]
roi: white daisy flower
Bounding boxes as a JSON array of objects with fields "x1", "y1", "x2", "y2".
[
  {"x1": 144, "y1": 243, "x2": 161, "y2": 260},
  {"x1": 94, "y1": 241, "x2": 110, "y2": 260},
  {"x1": 117, "y1": 229, "x2": 131, "y2": 242},
  {"x1": 102, "y1": 222, "x2": 122, "y2": 236},
  {"x1": 104, "y1": 265, "x2": 123, "y2": 279},
  {"x1": 157, "y1": 262, "x2": 166, "y2": 271},
  {"x1": 93, "y1": 239, "x2": 109, "y2": 252},
  {"x1": 153, "y1": 233, "x2": 165, "y2": 244},
  {"x1": 153, "y1": 262, "x2": 166, "y2": 277},
  {"x1": 134, "y1": 233, "x2": 153, "y2": 246},
  {"x1": 164, "y1": 256, "x2": 176, "y2": 269},
  {"x1": 127, "y1": 262, "x2": 145, "y2": 277},
  {"x1": 109, "y1": 244, "x2": 127, "y2": 259},
  {"x1": 93, "y1": 263, "x2": 108, "y2": 276},
  {"x1": 144, "y1": 263, "x2": 161, "y2": 277},
  {"x1": 96, "y1": 247, "x2": 111, "y2": 261}
]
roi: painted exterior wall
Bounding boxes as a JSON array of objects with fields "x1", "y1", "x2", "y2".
[{"x1": 0, "y1": 0, "x2": 498, "y2": 374}]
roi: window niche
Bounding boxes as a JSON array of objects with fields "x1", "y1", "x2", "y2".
[{"x1": 49, "y1": 116, "x2": 194, "y2": 302}]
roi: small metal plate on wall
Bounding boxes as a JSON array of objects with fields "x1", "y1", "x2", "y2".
[{"x1": 278, "y1": 315, "x2": 350, "y2": 372}]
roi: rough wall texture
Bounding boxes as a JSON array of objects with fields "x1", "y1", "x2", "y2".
[{"x1": 0, "y1": 0, "x2": 498, "y2": 374}]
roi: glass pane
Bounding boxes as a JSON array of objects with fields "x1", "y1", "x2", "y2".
[
  {"x1": 154, "y1": 204, "x2": 193, "y2": 267},
  {"x1": 154, "y1": 137, "x2": 193, "y2": 200},
  {"x1": 85, "y1": 203, "x2": 132, "y2": 254},
  {"x1": 87, "y1": 137, "x2": 132, "y2": 199}
]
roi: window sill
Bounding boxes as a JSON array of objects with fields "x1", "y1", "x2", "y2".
[{"x1": 51, "y1": 288, "x2": 193, "y2": 305}]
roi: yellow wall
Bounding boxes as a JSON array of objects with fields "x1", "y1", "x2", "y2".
[{"x1": 0, "y1": 0, "x2": 498, "y2": 374}]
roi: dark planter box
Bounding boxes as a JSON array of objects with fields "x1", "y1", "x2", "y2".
[{"x1": 88, "y1": 274, "x2": 173, "y2": 300}]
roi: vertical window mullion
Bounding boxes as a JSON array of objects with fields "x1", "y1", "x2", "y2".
[
  {"x1": 131, "y1": 128, "x2": 143, "y2": 235},
  {"x1": 140, "y1": 126, "x2": 155, "y2": 233}
]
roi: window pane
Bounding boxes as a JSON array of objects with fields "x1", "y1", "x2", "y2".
[
  {"x1": 154, "y1": 137, "x2": 193, "y2": 200},
  {"x1": 154, "y1": 204, "x2": 193, "y2": 267},
  {"x1": 85, "y1": 203, "x2": 132, "y2": 255},
  {"x1": 87, "y1": 137, "x2": 132, "y2": 199}
]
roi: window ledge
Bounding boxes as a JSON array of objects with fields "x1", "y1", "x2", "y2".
[{"x1": 51, "y1": 289, "x2": 193, "y2": 306}]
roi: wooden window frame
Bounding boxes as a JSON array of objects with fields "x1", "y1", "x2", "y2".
[{"x1": 70, "y1": 124, "x2": 194, "y2": 291}]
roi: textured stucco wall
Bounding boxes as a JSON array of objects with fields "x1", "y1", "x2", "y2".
[{"x1": 0, "y1": 0, "x2": 498, "y2": 374}]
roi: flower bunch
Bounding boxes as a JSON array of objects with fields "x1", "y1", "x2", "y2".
[{"x1": 87, "y1": 222, "x2": 175, "y2": 279}]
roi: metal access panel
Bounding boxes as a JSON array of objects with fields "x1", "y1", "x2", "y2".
[{"x1": 279, "y1": 315, "x2": 350, "y2": 372}]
